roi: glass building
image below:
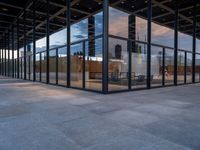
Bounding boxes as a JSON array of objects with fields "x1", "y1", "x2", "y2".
[{"x1": 0, "y1": 0, "x2": 200, "y2": 94}]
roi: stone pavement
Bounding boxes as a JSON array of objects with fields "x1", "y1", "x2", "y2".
[{"x1": 0, "y1": 76, "x2": 200, "y2": 150}]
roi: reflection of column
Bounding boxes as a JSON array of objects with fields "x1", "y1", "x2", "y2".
[
  {"x1": 128, "y1": 15, "x2": 136, "y2": 53},
  {"x1": 88, "y1": 16, "x2": 95, "y2": 56}
]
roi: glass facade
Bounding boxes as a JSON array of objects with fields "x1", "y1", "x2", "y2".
[{"x1": 0, "y1": 0, "x2": 200, "y2": 94}]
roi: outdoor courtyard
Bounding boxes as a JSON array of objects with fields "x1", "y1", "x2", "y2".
[{"x1": 0, "y1": 76, "x2": 200, "y2": 150}]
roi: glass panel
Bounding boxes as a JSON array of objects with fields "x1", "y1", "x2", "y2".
[
  {"x1": 41, "y1": 52, "x2": 46, "y2": 82},
  {"x1": 36, "y1": 37, "x2": 46, "y2": 53},
  {"x1": 178, "y1": 32, "x2": 192, "y2": 52},
  {"x1": 9, "y1": 49, "x2": 12, "y2": 76},
  {"x1": 151, "y1": 46, "x2": 163, "y2": 87},
  {"x1": 50, "y1": 29, "x2": 67, "y2": 49},
  {"x1": 19, "y1": 57, "x2": 21, "y2": 78},
  {"x1": 84, "y1": 11, "x2": 103, "y2": 91},
  {"x1": 21, "y1": 57, "x2": 24, "y2": 79},
  {"x1": 85, "y1": 37, "x2": 103, "y2": 91},
  {"x1": 26, "y1": 55, "x2": 30, "y2": 79},
  {"x1": 30, "y1": 55, "x2": 33, "y2": 80},
  {"x1": 49, "y1": 49, "x2": 57, "y2": 84},
  {"x1": 19, "y1": 46, "x2": 24, "y2": 78},
  {"x1": 186, "y1": 52, "x2": 192, "y2": 83},
  {"x1": 108, "y1": 37, "x2": 128, "y2": 91},
  {"x1": 70, "y1": 43, "x2": 83, "y2": 88},
  {"x1": 131, "y1": 43, "x2": 147, "y2": 89},
  {"x1": 35, "y1": 53, "x2": 40, "y2": 81},
  {"x1": 165, "y1": 48, "x2": 174, "y2": 85},
  {"x1": 58, "y1": 46, "x2": 67, "y2": 86},
  {"x1": 197, "y1": 39, "x2": 200, "y2": 53},
  {"x1": 177, "y1": 51, "x2": 185, "y2": 84},
  {"x1": 70, "y1": 0, "x2": 103, "y2": 91},
  {"x1": 108, "y1": 7, "x2": 129, "y2": 91},
  {"x1": 109, "y1": 0, "x2": 148, "y2": 91},
  {"x1": 195, "y1": 54, "x2": 200, "y2": 82},
  {"x1": 196, "y1": 13, "x2": 200, "y2": 81}
]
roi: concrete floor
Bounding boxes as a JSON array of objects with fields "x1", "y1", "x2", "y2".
[{"x1": 0, "y1": 76, "x2": 200, "y2": 150}]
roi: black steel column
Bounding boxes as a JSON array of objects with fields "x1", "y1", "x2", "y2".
[
  {"x1": 88, "y1": 17, "x2": 95, "y2": 56},
  {"x1": 174, "y1": 1, "x2": 178, "y2": 85},
  {"x1": 83, "y1": 41, "x2": 85, "y2": 88},
  {"x1": 67, "y1": 0, "x2": 71, "y2": 87},
  {"x1": 8, "y1": 30, "x2": 10, "y2": 77},
  {"x1": 23, "y1": 10, "x2": 27, "y2": 80},
  {"x1": 40, "y1": 53, "x2": 41, "y2": 81},
  {"x1": 162, "y1": 48, "x2": 165, "y2": 86},
  {"x1": 1, "y1": 47, "x2": 2, "y2": 75},
  {"x1": 21, "y1": 57, "x2": 22, "y2": 78},
  {"x1": 102, "y1": 0, "x2": 109, "y2": 94},
  {"x1": 128, "y1": 39, "x2": 132, "y2": 90},
  {"x1": 5, "y1": 35, "x2": 7, "y2": 76},
  {"x1": 184, "y1": 51, "x2": 187, "y2": 84},
  {"x1": 147, "y1": 0, "x2": 152, "y2": 89},
  {"x1": 33, "y1": 0, "x2": 36, "y2": 81},
  {"x1": 46, "y1": 0, "x2": 50, "y2": 84},
  {"x1": 192, "y1": 1, "x2": 196, "y2": 83},
  {"x1": 0, "y1": 48, "x2": 1, "y2": 75},
  {"x1": 56, "y1": 48, "x2": 58, "y2": 84},
  {"x1": 29, "y1": 55, "x2": 31, "y2": 80},
  {"x1": 17, "y1": 19, "x2": 20, "y2": 78},
  {"x1": 128, "y1": 15, "x2": 136, "y2": 90},
  {"x1": 12, "y1": 25, "x2": 14, "y2": 77}
]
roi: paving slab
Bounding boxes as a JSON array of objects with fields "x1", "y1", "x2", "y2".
[{"x1": 0, "y1": 76, "x2": 200, "y2": 150}]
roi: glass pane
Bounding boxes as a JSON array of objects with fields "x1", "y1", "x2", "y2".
[
  {"x1": 26, "y1": 56, "x2": 30, "y2": 79},
  {"x1": 70, "y1": 0, "x2": 103, "y2": 91},
  {"x1": 58, "y1": 46, "x2": 67, "y2": 86},
  {"x1": 84, "y1": 11, "x2": 103, "y2": 91},
  {"x1": 49, "y1": 49, "x2": 57, "y2": 84},
  {"x1": 35, "y1": 53, "x2": 40, "y2": 81},
  {"x1": 177, "y1": 51, "x2": 185, "y2": 84},
  {"x1": 165, "y1": 48, "x2": 174, "y2": 85},
  {"x1": 41, "y1": 52, "x2": 46, "y2": 82},
  {"x1": 70, "y1": 43, "x2": 83, "y2": 88},
  {"x1": 195, "y1": 54, "x2": 200, "y2": 82},
  {"x1": 131, "y1": 42, "x2": 147, "y2": 89},
  {"x1": 151, "y1": 46, "x2": 163, "y2": 87},
  {"x1": 109, "y1": 0, "x2": 148, "y2": 91},
  {"x1": 186, "y1": 52, "x2": 192, "y2": 83},
  {"x1": 108, "y1": 37, "x2": 128, "y2": 91},
  {"x1": 30, "y1": 55, "x2": 33, "y2": 80},
  {"x1": 85, "y1": 37, "x2": 103, "y2": 91}
]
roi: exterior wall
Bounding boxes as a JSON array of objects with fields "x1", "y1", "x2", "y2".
[{"x1": 0, "y1": 0, "x2": 200, "y2": 94}]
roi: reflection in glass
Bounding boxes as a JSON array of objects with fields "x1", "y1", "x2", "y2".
[
  {"x1": 165, "y1": 49, "x2": 174, "y2": 85},
  {"x1": 108, "y1": 37, "x2": 128, "y2": 91},
  {"x1": 70, "y1": 43, "x2": 83, "y2": 88},
  {"x1": 35, "y1": 53, "x2": 40, "y2": 81},
  {"x1": 131, "y1": 42, "x2": 147, "y2": 89},
  {"x1": 186, "y1": 52, "x2": 192, "y2": 83},
  {"x1": 26, "y1": 55, "x2": 30, "y2": 80},
  {"x1": 41, "y1": 52, "x2": 46, "y2": 82},
  {"x1": 49, "y1": 49, "x2": 57, "y2": 84},
  {"x1": 19, "y1": 57, "x2": 21, "y2": 78},
  {"x1": 58, "y1": 47, "x2": 67, "y2": 86},
  {"x1": 30, "y1": 55, "x2": 33, "y2": 80},
  {"x1": 85, "y1": 38, "x2": 103, "y2": 91},
  {"x1": 177, "y1": 51, "x2": 185, "y2": 84},
  {"x1": 151, "y1": 46, "x2": 163, "y2": 87},
  {"x1": 21, "y1": 57, "x2": 24, "y2": 79},
  {"x1": 109, "y1": 7, "x2": 128, "y2": 38},
  {"x1": 195, "y1": 54, "x2": 200, "y2": 82}
]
